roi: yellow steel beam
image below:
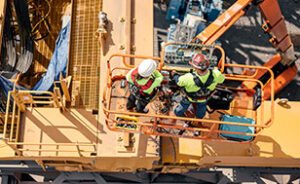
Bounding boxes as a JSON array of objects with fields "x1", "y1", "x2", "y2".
[{"x1": 162, "y1": 100, "x2": 300, "y2": 168}]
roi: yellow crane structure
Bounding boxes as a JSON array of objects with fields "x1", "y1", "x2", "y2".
[{"x1": 0, "y1": 0, "x2": 299, "y2": 183}]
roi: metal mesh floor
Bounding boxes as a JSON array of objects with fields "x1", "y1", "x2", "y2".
[{"x1": 69, "y1": 0, "x2": 102, "y2": 110}]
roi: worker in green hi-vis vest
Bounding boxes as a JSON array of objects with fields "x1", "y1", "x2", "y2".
[
  {"x1": 172, "y1": 53, "x2": 225, "y2": 120},
  {"x1": 126, "y1": 59, "x2": 163, "y2": 113}
]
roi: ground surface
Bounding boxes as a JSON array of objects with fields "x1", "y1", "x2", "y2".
[{"x1": 154, "y1": 0, "x2": 300, "y2": 100}]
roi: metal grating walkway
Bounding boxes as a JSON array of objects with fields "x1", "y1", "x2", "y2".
[{"x1": 69, "y1": 0, "x2": 102, "y2": 110}]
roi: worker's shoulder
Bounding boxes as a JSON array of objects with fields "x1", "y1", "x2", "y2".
[
  {"x1": 153, "y1": 69, "x2": 162, "y2": 75},
  {"x1": 211, "y1": 68, "x2": 223, "y2": 77},
  {"x1": 178, "y1": 72, "x2": 193, "y2": 82},
  {"x1": 127, "y1": 68, "x2": 136, "y2": 74},
  {"x1": 181, "y1": 72, "x2": 193, "y2": 78},
  {"x1": 126, "y1": 68, "x2": 136, "y2": 81}
]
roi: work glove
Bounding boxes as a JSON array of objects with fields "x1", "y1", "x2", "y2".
[
  {"x1": 206, "y1": 89, "x2": 217, "y2": 100},
  {"x1": 169, "y1": 70, "x2": 178, "y2": 80}
]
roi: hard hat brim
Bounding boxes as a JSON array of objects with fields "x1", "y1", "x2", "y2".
[{"x1": 190, "y1": 60, "x2": 209, "y2": 70}]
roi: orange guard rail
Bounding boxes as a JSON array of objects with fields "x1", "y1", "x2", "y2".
[{"x1": 102, "y1": 43, "x2": 274, "y2": 143}]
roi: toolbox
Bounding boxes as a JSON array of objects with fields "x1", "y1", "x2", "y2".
[{"x1": 219, "y1": 115, "x2": 255, "y2": 141}]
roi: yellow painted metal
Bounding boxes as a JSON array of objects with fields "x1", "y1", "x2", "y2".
[
  {"x1": 2, "y1": 76, "x2": 72, "y2": 142},
  {"x1": 0, "y1": 0, "x2": 160, "y2": 172},
  {"x1": 1, "y1": 0, "x2": 299, "y2": 173},
  {"x1": 97, "y1": 0, "x2": 158, "y2": 161},
  {"x1": 54, "y1": 75, "x2": 72, "y2": 103},
  {"x1": 255, "y1": 100, "x2": 300, "y2": 158},
  {"x1": 68, "y1": 0, "x2": 102, "y2": 110},
  {"x1": 0, "y1": 139, "x2": 20, "y2": 157},
  {"x1": 0, "y1": 106, "x2": 159, "y2": 171},
  {"x1": 162, "y1": 100, "x2": 300, "y2": 168},
  {"x1": 19, "y1": 108, "x2": 97, "y2": 157}
]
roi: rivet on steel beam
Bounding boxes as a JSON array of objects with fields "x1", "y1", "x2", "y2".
[
  {"x1": 131, "y1": 18, "x2": 136, "y2": 24},
  {"x1": 119, "y1": 17, "x2": 125, "y2": 23},
  {"x1": 131, "y1": 45, "x2": 136, "y2": 52},
  {"x1": 131, "y1": 136, "x2": 136, "y2": 143},
  {"x1": 119, "y1": 45, "x2": 125, "y2": 50},
  {"x1": 117, "y1": 137, "x2": 123, "y2": 142}
]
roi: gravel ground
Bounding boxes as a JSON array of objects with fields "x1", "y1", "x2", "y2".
[{"x1": 154, "y1": 0, "x2": 300, "y2": 100}]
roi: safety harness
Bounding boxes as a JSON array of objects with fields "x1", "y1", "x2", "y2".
[
  {"x1": 184, "y1": 70, "x2": 214, "y2": 101},
  {"x1": 130, "y1": 68, "x2": 155, "y2": 97}
]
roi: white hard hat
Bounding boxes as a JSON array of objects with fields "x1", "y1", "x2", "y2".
[{"x1": 138, "y1": 59, "x2": 157, "y2": 77}]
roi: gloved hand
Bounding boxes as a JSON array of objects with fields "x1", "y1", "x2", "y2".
[
  {"x1": 206, "y1": 89, "x2": 217, "y2": 100},
  {"x1": 169, "y1": 69, "x2": 180, "y2": 85},
  {"x1": 169, "y1": 70, "x2": 178, "y2": 79}
]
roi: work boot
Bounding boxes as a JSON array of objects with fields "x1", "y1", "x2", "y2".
[
  {"x1": 135, "y1": 108, "x2": 149, "y2": 113},
  {"x1": 178, "y1": 129, "x2": 185, "y2": 135},
  {"x1": 178, "y1": 121, "x2": 190, "y2": 135},
  {"x1": 194, "y1": 131, "x2": 200, "y2": 136},
  {"x1": 143, "y1": 108, "x2": 149, "y2": 113}
]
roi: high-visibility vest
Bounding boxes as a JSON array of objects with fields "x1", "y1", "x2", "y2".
[
  {"x1": 184, "y1": 71, "x2": 214, "y2": 101},
  {"x1": 130, "y1": 68, "x2": 154, "y2": 96}
]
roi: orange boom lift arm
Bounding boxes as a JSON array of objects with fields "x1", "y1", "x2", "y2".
[{"x1": 191, "y1": 0, "x2": 297, "y2": 99}]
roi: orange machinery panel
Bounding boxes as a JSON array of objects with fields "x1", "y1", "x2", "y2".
[
  {"x1": 242, "y1": 54, "x2": 298, "y2": 99},
  {"x1": 259, "y1": 0, "x2": 292, "y2": 52},
  {"x1": 192, "y1": 0, "x2": 251, "y2": 44}
]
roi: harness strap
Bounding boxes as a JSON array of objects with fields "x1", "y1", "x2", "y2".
[
  {"x1": 192, "y1": 70, "x2": 214, "y2": 92},
  {"x1": 184, "y1": 70, "x2": 215, "y2": 101},
  {"x1": 130, "y1": 68, "x2": 155, "y2": 96}
]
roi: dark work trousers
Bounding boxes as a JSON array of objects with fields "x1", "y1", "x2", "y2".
[
  {"x1": 174, "y1": 97, "x2": 207, "y2": 119},
  {"x1": 126, "y1": 93, "x2": 150, "y2": 113}
]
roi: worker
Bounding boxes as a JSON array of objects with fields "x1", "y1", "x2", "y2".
[
  {"x1": 171, "y1": 53, "x2": 225, "y2": 120},
  {"x1": 126, "y1": 59, "x2": 163, "y2": 113}
]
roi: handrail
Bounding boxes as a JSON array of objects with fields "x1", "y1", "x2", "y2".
[
  {"x1": 1, "y1": 77, "x2": 96, "y2": 157},
  {"x1": 107, "y1": 54, "x2": 161, "y2": 70},
  {"x1": 224, "y1": 63, "x2": 275, "y2": 126},
  {"x1": 160, "y1": 42, "x2": 225, "y2": 73},
  {"x1": 107, "y1": 54, "x2": 161, "y2": 87},
  {"x1": 103, "y1": 77, "x2": 268, "y2": 127},
  {"x1": 3, "y1": 139, "x2": 96, "y2": 157},
  {"x1": 102, "y1": 53, "x2": 275, "y2": 143}
]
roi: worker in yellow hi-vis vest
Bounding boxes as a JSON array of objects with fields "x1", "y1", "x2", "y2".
[
  {"x1": 172, "y1": 53, "x2": 225, "y2": 119},
  {"x1": 126, "y1": 59, "x2": 163, "y2": 113}
]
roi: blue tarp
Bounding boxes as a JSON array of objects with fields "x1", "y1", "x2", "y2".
[
  {"x1": 0, "y1": 74, "x2": 26, "y2": 97},
  {"x1": 0, "y1": 21, "x2": 70, "y2": 95},
  {"x1": 32, "y1": 21, "x2": 70, "y2": 91}
]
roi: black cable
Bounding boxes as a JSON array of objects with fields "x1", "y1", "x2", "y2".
[
  {"x1": 13, "y1": 0, "x2": 34, "y2": 75},
  {"x1": 1, "y1": 2, "x2": 17, "y2": 72},
  {"x1": 1, "y1": 0, "x2": 34, "y2": 79},
  {"x1": 33, "y1": 17, "x2": 51, "y2": 41}
]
